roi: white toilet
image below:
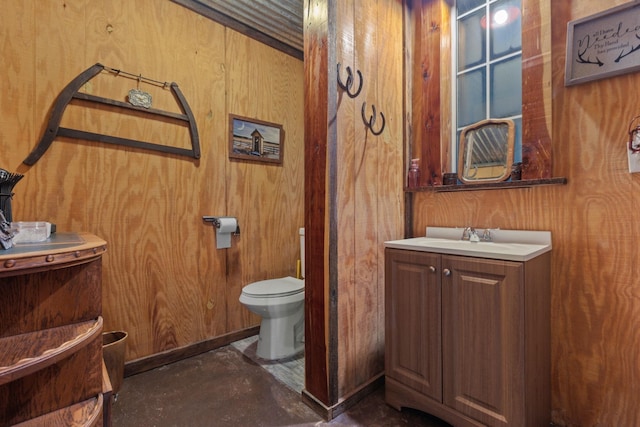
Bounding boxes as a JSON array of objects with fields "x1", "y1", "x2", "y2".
[{"x1": 239, "y1": 228, "x2": 305, "y2": 360}]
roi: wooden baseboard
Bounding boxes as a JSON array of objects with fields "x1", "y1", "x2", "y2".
[
  {"x1": 123, "y1": 326, "x2": 260, "y2": 377},
  {"x1": 301, "y1": 373, "x2": 384, "y2": 421}
]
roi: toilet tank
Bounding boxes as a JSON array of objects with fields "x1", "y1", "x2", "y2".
[{"x1": 299, "y1": 228, "x2": 305, "y2": 279}]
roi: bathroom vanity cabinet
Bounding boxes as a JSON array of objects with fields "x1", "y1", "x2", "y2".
[
  {"x1": 384, "y1": 247, "x2": 550, "y2": 427},
  {"x1": 0, "y1": 233, "x2": 110, "y2": 426}
]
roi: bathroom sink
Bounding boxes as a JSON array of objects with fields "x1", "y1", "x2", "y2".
[{"x1": 384, "y1": 227, "x2": 551, "y2": 261}]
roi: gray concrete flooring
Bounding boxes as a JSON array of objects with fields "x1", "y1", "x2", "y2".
[{"x1": 111, "y1": 344, "x2": 451, "y2": 426}]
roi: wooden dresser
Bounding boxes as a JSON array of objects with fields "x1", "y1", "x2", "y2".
[{"x1": 0, "y1": 233, "x2": 111, "y2": 426}]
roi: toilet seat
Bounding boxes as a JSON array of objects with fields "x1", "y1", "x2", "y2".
[{"x1": 241, "y1": 276, "x2": 304, "y2": 298}]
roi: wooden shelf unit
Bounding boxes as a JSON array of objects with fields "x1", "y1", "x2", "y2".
[{"x1": 0, "y1": 233, "x2": 110, "y2": 426}]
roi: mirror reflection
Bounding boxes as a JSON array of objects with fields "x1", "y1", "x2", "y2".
[{"x1": 458, "y1": 119, "x2": 515, "y2": 184}]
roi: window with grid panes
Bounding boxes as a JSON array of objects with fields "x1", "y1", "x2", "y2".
[{"x1": 453, "y1": 0, "x2": 522, "y2": 171}]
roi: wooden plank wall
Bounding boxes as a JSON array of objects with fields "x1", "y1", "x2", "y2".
[
  {"x1": 335, "y1": 0, "x2": 404, "y2": 398},
  {"x1": 303, "y1": 0, "x2": 332, "y2": 404},
  {"x1": 0, "y1": 0, "x2": 304, "y2": 362},
  {"x1": 412, "y1": 0, "x2": 640, "y2": 425},
  {"x1": 408, "y1": 0, "x2": 447, "y2": 186}
]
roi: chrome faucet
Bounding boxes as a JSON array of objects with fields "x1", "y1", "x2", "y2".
[
  {"x1": 462, "y1": 226, "x2": 494, "y2": 242},
  {"x1": 461, "y1": 227, "x2": 476, "y2": 241}
]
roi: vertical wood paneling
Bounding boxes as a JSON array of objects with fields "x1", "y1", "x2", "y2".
[
  {"x1": 412, "y1": 1, "x2": 640, "y2": 424},
  {"x1": 307, "y1": 0, "x2": 404, "y2": 405},
  {"x1": 1, "y1": 0, "x2": 303, "y2": 363},
  {"x1": 334, "y1": 0, "x2": 404, "y2": 398},
  {"x1": 421, "y1": 0, "x2": 444, "y2": 185},
  {"x1": 353, "y1": 0, "x2": 380, "y2": 391},
  {"x1": 191, "y1": 12, "x2": 229, "y2": 339},
  {"x1": 374, "y1": 0, "x2": 404, "y2": 389},
  {"x1": 521, "y1": 0, "x2": 552, "y2": 179},
  {"x1": 226, "y1": 29, "x2": 305, "y2": 332},
  {"x1": 408, "y1": 0, "x2": 445, "y2": 186},
  {"x1": 336, "y1": 0, "x2": 358, "y2": 398},
  {"x1": 304, "y1": 0, "x2": 332, "y2": 404},
  {"x1": 0, "y1": 1, "x2": 35, "y2": 169}
]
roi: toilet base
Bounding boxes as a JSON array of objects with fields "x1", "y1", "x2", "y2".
[{"x1": 256, "y1": 311, "x2": 304, "y2": 360}]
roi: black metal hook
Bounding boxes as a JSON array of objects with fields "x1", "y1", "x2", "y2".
[
  {"x1": 337, "y1": 63, "x2": 363, "y2": 98},
  {"x1": 361, "y1": 102, "x2": 386, "y2": 136}
]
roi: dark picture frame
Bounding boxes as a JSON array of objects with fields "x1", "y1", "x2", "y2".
[
  {"x1": 565, "y1": 1, "x2": 640, "y2": 86},
  {"x1": 229, "y1": 114, "x2": 284, "y2": 164}
]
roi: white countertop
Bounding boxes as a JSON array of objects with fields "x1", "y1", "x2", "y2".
[{"x1": 384, "y1": 227, "x2": 552, "y2": 262}]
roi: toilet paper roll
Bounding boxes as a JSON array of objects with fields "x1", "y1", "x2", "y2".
[{"x1": 216, "y1": 217, "x2": 237, "y2": 249}]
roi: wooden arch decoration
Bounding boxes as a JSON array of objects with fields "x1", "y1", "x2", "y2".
[{"x1": 23, "y1": 63, "x2": 201, "y2": 165}]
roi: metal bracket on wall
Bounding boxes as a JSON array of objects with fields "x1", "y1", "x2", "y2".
[{"x1": 23, "y1": 63, "x2": 201, "y2": 165}]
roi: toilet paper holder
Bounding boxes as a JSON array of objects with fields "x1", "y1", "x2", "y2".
[{"x1": 203, "y1": 216, "x2": 240, "y2": 235}]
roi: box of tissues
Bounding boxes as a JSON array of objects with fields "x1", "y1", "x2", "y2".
[{"x1": 11, "y1": 221, "x2": 52, "y2": 243}]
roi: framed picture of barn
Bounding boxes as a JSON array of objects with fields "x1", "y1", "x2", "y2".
[{"x1": 229, "y1": 114, "x2": 284, "y2": 164}]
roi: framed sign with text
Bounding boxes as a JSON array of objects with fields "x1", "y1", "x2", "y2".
[{"x1": 565, "y1": 1, "x2": 640, "y2": 86}]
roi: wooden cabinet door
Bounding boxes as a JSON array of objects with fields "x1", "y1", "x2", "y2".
[
  {"x1": 385, "y1": 248, "x2": 442, "y2": 400},
  {"x1": 442, "y1": 255, "x2": 523, "y2": 427}
]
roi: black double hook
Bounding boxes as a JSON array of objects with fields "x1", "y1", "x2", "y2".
[
  {"x1": 361, "y1": 102, "x2": 386, "y2": 136},
  {"x1": 337, "y1": 63, "x2": 363, "y2": 98}
]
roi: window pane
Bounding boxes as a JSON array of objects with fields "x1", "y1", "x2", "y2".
[
  {"x1": 458, "y1": 9, "x2": 485, "y2": 71},
  {"x1": 490, "y1": 56, "x2": 521, "y2": 117},
  {"x1": 458, "y1": 69, "x2": 486, "y2": 127},
  {"x1": 457, "y1": 0, "x2": 484, "y2": 16},
  {"x1": 453, "y1": 0, "x2": 523, "y2": 176},
  {"x1": 490, "y1": 0, "x2": 522, "y2": 58}
]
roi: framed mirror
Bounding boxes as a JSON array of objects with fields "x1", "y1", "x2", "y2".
[{"x1": 458, "y1": 119, "x2": 515, "y2": 184}]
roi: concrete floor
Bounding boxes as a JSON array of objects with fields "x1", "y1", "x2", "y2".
[{"x1": 112, "y1": 344, "x2": 452, "y2": 427}]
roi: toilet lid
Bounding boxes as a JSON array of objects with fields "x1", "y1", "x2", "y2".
[{"x1": 242, "y1": 276, "x2": 304, "y2": 298}]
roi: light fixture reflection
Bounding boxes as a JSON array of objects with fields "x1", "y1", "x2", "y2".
[
  {"x1": 493, "y1": 9, "x2": 510, "y2": 26},
  {"x1": 480, "y1": 5, "x2": 521, "y2": 29}
]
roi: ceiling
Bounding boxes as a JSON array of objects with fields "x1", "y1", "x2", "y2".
[{"x1": 173, "y1": 0, "x2": 304, "y2": 57}]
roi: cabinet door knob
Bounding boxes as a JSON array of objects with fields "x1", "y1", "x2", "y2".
[
  {"x1": 429, "y1": 266, "x2": 436, "y2": 273},
  {"x1": 443, "y1": 268, "x2": 451, "y2": 276}
]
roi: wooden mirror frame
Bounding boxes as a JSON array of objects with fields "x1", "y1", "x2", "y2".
[
  {"x1": 458, "y1": 119, "x2": 515, "y2": 184},
  {"x1": 405, "y1": 0, "x2": 553, "y2": 189}
]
